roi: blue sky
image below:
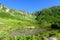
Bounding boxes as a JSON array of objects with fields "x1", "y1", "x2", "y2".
[{"x1": 0, "y1": 0, "x2": 60, "y2": 12}]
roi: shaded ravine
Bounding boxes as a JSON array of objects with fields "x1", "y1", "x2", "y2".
[{"x1": 10, "y1": 28, "x2": 43, "y2": 37}]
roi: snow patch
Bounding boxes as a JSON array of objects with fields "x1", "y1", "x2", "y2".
[{"x1": 6, "y1": 8, "x2": 10, "y2": 12}]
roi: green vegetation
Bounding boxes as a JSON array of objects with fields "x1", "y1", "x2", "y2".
[
  {"x1": 34, "y1": 6, "x2": 60, "y2": 28},
  {"x1": 0, "y1": 4, "x2": 60, "y2": 40}
]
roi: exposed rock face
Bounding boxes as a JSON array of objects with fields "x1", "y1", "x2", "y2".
[
  {"x1": 10, "y1": 29, "x2": 42, "y2": 37},
  {"x1": 0, "y1": 4, "x2": 3, "y2": 9}
]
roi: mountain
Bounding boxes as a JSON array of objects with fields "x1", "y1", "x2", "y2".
[
  {"x1": 0, "y1": 3, "x2": 60, "y2": 40},
  {"x1": 0, "y1": 3, "x2": 60, "y2": 29},
  {"x1": 0, "y1": 3, "x2": 36, "y2": 21},
  {"x1": 0, "y1": 3, "x2": 38, "y2": 31},
  {"x1": 33, "y1": 6, "x2": 60, "y2": 29}
]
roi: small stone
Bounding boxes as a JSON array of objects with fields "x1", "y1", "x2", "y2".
[
  {"x1": 0, "y1": 22, "x2": 4, "y2": 24},
  {"x1": 47, "y1": 37, "x2": 57, "y2": 40}
]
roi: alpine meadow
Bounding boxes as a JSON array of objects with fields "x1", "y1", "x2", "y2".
[{"x1": 0, "y1": 3, "x2": 60, "y2": 40}]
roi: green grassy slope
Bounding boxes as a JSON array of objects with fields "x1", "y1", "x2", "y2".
[
  {"x1": 34, "y1": 6, "x2": 60, "y2": 28},
  {"x1": 0, "y1": 3, "x2": 37, "y2": 36},
  {"x1": 0, "y1": 3, "x2": 60, "y2": 40}
]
